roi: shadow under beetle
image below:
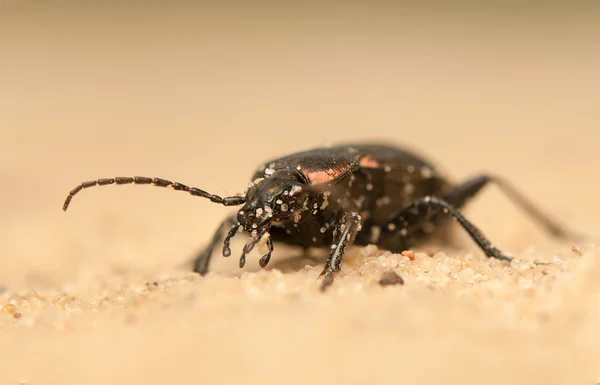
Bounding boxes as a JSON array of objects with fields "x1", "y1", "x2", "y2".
[{"x1": 63, "y1": 143, "x2": 578, "y2": 290}]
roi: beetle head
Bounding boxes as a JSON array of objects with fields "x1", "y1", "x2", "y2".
[
  {"x1": 235, "y1": 169, "x2": 308, "y2": 252},
  {"x1": 239, "y1": 169, "x2": 308, "y2": 230}
]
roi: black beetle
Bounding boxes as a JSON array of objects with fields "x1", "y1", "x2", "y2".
[{"x1": 63, "y1": 143, "x2": 577, "y2": 290}]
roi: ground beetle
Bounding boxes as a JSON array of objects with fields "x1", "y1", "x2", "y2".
[{"x1": 63, "y1": 143, "x2": 578, "y2": 290}]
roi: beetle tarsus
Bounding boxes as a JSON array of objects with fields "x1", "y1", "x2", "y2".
[
  {"x1": 318, "y1": 211, "x2": 362, "y2": 290},
  {"x1": 320, "y1": 272, "x2": 335, "y2": 291}
]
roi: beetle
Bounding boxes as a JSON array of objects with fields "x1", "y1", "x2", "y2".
[{"x1": 62, "y1": 143, "x2": 577, "y2": 290}]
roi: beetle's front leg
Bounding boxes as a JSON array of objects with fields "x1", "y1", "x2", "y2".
[
  {"x1": 193, "y1": 214, "x2": 238, "y2": 275},
  {"x1": 319, "y1": 211, "x2": 362, "y2": 291}
]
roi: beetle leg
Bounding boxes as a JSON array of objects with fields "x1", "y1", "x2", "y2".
[
  {"x1": 319, "y1": 212, "x2": 362, "y2": 291},
  {"x1": 386, "y1": 196, "x2": 514, "y2": 262},
  {"x1": 193, "y1": 214, "x2": 238, "y2": 275},
  {"x1": 445, "y1": 174, "x2": 582, "y2": 240}
]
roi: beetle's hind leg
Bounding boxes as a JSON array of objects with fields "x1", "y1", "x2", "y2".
[
  {"x1": 445, "y1": 174, "x2": 581, "y2": 241},
  {"x1": 193, "y1": 214, "x2": 238, "y2": 275},
  {"x1": 383, "y1": 196, "x2": 514, "y2": 262}
]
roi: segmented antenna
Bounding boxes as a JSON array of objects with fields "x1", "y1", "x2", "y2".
[{"x1": 62, "y1": 176, "x2": 246, "y2": 211}]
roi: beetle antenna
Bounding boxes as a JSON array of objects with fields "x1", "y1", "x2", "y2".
[{"x1": 62, "y1": 176, "x2": 246, "y2": 211}]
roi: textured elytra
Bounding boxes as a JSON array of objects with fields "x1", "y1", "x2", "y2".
[{"x1": 63, "y1": 142, "x2": 579, "y2": 291}]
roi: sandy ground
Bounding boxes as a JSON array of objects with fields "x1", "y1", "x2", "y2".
[{"x1": 1, "y1": 3, "x2": 600, "y2": 384}]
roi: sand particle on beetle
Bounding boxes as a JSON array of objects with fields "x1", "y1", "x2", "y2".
[{"x1": 62, "y1": 142, "x2": 581, "y2": 291}]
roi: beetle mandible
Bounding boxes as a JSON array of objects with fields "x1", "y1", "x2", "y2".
[{"x1": 62, "y1": 143, "x2": 578, "y2": 290}]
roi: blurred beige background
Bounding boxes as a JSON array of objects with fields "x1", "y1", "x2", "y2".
[{"x1": 0, "y1": 3, "x2": 599, "y2": 385}]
